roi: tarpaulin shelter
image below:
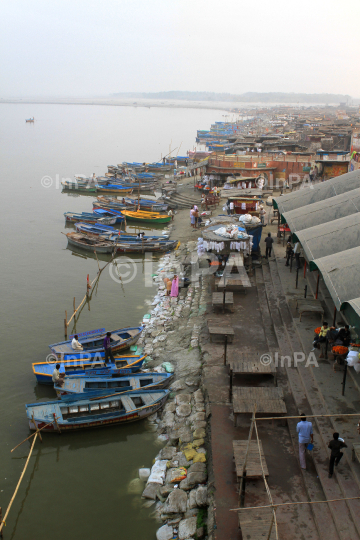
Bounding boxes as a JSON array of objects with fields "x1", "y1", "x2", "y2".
[
  {"x1": 273, "y1": 170, "x2": 360, "y2": 216},
  {"x1": 310, "y1": 246, "x2": 360, "y2": 310},
  {"x1": 293, "y1": 213, "x2": 360, "y2": 262},
  {"x1": 282, "y1": 188, "x2": 360, "y2": 233}
]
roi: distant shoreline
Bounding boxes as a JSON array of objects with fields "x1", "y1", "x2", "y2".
[{"x1": 0, "y1": 97, "x2": 338, "y2": 110}]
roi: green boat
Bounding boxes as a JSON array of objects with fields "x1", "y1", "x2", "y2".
[{"x1": 62, "y1": 181, "x2": 97, "y2": 193}]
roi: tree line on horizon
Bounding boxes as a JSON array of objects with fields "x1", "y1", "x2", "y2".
[{"x1": 111, "y1": 91, "x2": 352, "y2": 103}]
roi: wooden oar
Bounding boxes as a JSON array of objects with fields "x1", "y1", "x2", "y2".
[{"x1": 11, "y1": 417, "x2": 60, "y2": 452}]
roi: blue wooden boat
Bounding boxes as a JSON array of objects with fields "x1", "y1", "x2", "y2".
[
  {"x1": 75, "y1": 222, "x2": 117, "y2": 237},
  {"x1": 64, "y1": 212, "x2": 116, "y2": 225},
  {"x1": 93, "y1": 208, "x2": 126, "y2": 223},
  {"x1": 32, "y1": 354, "x2": 145, "y2": 384},
  {"x1": 26, "y1": 389, "x2": 169, "y2": 432},
  {"x1": 49, "y1": 326, "x2": 143, "y2": 358},
  {"x1": 96, "y1": 184, "x2": 134, "y2": 194},
  {"x1": 54, "y1": 372, "x2": 174, "y2": 398}
]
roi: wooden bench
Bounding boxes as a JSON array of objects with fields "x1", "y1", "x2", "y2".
[
  {"x1": 229, "y1": 358, "x2": 277, "y2": 398},
  {"x1": 233, "y1": 440, "x2": 269, "y2": 481},
  {"x1": 212, "y1": 292, "x2": 234, "y2": 313},
  {"x1": 208, "y1": 325, "x2": 234, "y2": 343}
]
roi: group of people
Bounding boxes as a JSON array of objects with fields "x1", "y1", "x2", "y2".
[
  {"x1": 52, "y1": 331, "x2": 117, "y2": 386},
  {"x1": 297, "y1": 415, "x2": 347, "y2": 477},
  {"x1": 312, "y1": 322, "x2": 351, "y2": 355},
  {"x1": 163, "y1": 275, "x2": 179, "y2": 297}
]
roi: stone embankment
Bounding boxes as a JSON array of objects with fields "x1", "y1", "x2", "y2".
[{"x1": 130, "y1": 241, "x2": 214, "y2": 540}]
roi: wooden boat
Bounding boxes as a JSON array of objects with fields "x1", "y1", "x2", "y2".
[
  {"x1": 96, "y1": 184, "x2": 133, "y2": 195},
  {"x1": 93, "y1": 207, "x2": 126, "y2": 223},
  {"x1": 64, "y1": 212, "x2": 116, "y2": 225},
  {"x1": 49, "y1": 326, "x2": 143, "y2": 358},
  {"x1": 65, "y1": 232, "x2": 117, "y2": 253},
  {"x1": 32, "y1": 354, "x2": 145, "y2": 384},
  {"x1": 54, "y1": 372, "x2": 174, "y2": 398},
  {"x1": 121, "y1": 210, "x2": 171, "y2": 224},
  {"x1": 74, "y1": 222, "x2": 116, "y2": 237},
  {"x1": 111, "y1": 240, "x2": 178, "y2": 253},
  {"x1": 26, "y1": 389, "x2": 169, "y2": 431},
  {"x1": 62, "y1": 181, "x2": 97, "y2": 193},
  {"x1": 25, "y1": 117, "x2": 34, "y2": 123}
]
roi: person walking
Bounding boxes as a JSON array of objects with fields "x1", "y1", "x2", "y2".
[
  {"x1": 328, "y1": 433, "x2": 347, "y2": 478},
  {"x1": 296, "y1": 414, "x2": 313, "y2": 470},
  {"x1": 285, "y1": 240, "x2": 293, "y2": 266},
  {"x1": 103, "y1": 331, "x2": 115, "y2": 364},
  {"x1": 264, "y1": 232, "x2": 274, "y2": 259},
  {"x1": 259, "y1": 205, "x2": 266, "y2": 225},
  {"x1": 190, "y1": 206, "x2": 196, "y2": 229},
  {"x1": 293, "y1": 241, "x2": 301, "y2": 269}
]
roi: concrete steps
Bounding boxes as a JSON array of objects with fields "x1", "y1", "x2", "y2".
[{"x1": 259, "y1": 261, "x2": 360, "y2": 540}]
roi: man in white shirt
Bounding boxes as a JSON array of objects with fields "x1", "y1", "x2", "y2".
[
  {"x1": 52, "y1": 363, "x2": 65, "y2": 386},
  {"x1": 296, "y1": 414, "x2": 314, "y2": 470},
  {"x1": 71, "y1": 335, "x2": 83, "y2": 350}
]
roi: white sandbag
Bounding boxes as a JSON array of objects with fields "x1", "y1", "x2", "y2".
[{"x1": 147, "y1": 460, "x2": 168, "y2": 485}]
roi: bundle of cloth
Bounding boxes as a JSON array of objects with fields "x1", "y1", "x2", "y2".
[{"x1": 239, "y1": 214, "x2": 261, "y2": 225}]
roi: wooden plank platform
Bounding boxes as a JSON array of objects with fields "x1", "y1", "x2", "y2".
[
  {"x1": 232, "y1": 387, "x2": 286, "y2": 426},
  {"x1": 233, "y1": 440, "x2": 269, "y2": 480},
  {"x1": 238, "y1": 508, "x2": 276, "y2": 540},
  {"x1": 229, "y1": 359, "x2": 277, "y2": 396},
  {"x1": 208, "y1": 325, "x2": 234, "y2": 343},
  {"x1": 212, "y1": 292, "x2": 234, "y2": 313}
]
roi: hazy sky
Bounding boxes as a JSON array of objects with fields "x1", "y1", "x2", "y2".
[{"x1": 1, "y1": 0, "x2": 359, "y2": 97}]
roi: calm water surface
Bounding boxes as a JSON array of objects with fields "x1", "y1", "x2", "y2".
[{"x1": 0, "y1": 104, "x2": 223, "y2": 540}]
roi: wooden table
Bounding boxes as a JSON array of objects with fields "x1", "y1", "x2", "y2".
[
  {"x1": 233, "y1": 440, "x2": 269, "y2": 481},
  {"x1": 208, "y1": 325, "x2": 234, "y2": 343},
  {"x1": 232, "y1": 387, "x2": 286, "y2": 426},
  {"x1": 229, "y1": 358, "x2": 277, "y2": 397},
  {"x1": 238, "y1": 508, "x2": 276, "y2": 540},
  {"x1": 296, "y1": 298, "x2": 324, "y2": 322},
  {"x1": 212, "y1": 292, "x2": 234, "y2": 313}
]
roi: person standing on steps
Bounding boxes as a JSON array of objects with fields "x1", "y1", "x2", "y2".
[
  {"x1": 296, "y1": 414, "x2": 314, "y2": 470},
  {"x1": 264, "y1": 232, "x2": 274, "y2": 259},
  {"x1": 328, "y1": 432, "x2": 347, "y2": 478}
]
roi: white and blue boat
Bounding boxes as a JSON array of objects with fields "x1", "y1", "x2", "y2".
[
  {"x1": 49, "y1": 326, "x2": 143, "y2": 358},
  {"x1": 32, "y1": 354, "x2": 145, "y2": 384},
  {"x1": 26, "y1": 389, "x2": 169, "y2": 432},
  {"x1": 54, "y1": 372, "x2": 174, "y2": 398}
]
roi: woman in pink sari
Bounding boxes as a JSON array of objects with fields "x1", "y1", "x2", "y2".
[{"x1": 170, "y1": 275, "x2": 179, "y2": 297}]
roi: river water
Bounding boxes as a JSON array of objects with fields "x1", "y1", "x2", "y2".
[{"x1": 0, "y1": 103, "x2": 224, "y2": 539}]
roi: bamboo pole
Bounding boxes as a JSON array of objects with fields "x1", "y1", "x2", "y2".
[
  {"x1": 230, "y1": 496, "x2": 360, "y2": 512},
  {"x1": 53, "y1": 413, "x2": 61, "y2": 433},
  {"x1": 94, "y1": 250, "x2": 101, "y2": 272},
  {"x1": 0, "y1": 434, "x2": 38, "y2": 533},
  {"x1": 11, "y1": 419, "x2": 58, "y2": 452},
  {"x1": 239, "y1": 405, "x2": 257, "y2": 503},
  {"x1": 254, "y1": 413, "x2": 360, "y2": 421},
  {"x1": 31, "y1": 413, "x2": 42, "y2": 443}
]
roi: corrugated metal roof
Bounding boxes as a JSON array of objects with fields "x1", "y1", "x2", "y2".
[
  {"x1": 273, "y1": 169, "x2": 360, "y2": 214},
  {"x1": 294, "y1": 213, "x2": 360, "y2": 262},
  {"x1": 343, "y1": 297, "x2": 360, "y2": 318},
  {"x1": 282, "y1": 188, "x2": 360, "y2": 232},
  {"x1": 310, "y1": 246, "x2": 360, "y2": 310}
]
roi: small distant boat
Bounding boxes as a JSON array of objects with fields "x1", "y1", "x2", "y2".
[
  {"x1": 26, "y1": 389, "x2": 170, "y2": 431},
  {"x1": 96, "y1": 184, "x2": 133, "y2": 195},
  {"x1": 54, "y1": 372, "x2": 174, "y2": 398},
  {"x1": 111, "y1": 239, "x2": 177, "y2": 253},
  {"x1": 32, "y1": 354, "x2": 145, "y2": 384},
  {"x1": 74, "y1": 222, "x2": 117, "y2": 237},
  {"x1": 121, "y1": 210, "x2": 171, "y2": 224},
  {"x1": 49, "y1": 326, "x2": 143, "y2": 358},
  {"x1": 26, "y1": 117, "x2": 34, "y2": 123},
  {"x1": 64, "y1": 212, "x2": 117, "y2": 225},
  {"x1": 62, "y1": 181, "x2": 97, "y2": 193}
]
